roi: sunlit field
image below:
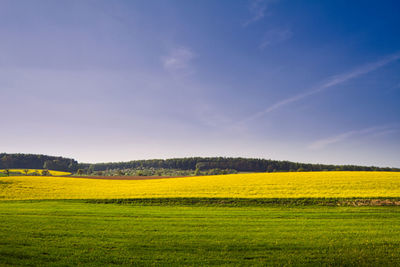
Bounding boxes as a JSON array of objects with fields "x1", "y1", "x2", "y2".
[
  {"x1": 1, "y1": 171, "x2": 400, "y2": 200},
  {"x1": 2, "y1": 171, "x2": 400, "y2": 265},
  {"x1": 1, "y1": 201, "x2": 400, "y2": 266}
]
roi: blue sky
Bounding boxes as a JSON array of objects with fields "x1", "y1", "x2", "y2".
[{"x1": 1, "y1": 0, "x2": 399, "y2": 167}]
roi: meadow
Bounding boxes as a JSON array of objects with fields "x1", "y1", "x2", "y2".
[
  {"x1": 1, "y1": 201, "x2": 400, "y2": 266},
  {"x1": 1, "y1": 171, "x2": 400, "y2": 266}
]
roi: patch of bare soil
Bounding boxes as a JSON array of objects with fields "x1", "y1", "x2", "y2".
[{"x1": 340, "y1": 199, "x2": 400, "y2": 206}]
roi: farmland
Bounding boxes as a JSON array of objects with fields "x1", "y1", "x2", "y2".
[
  {"x1": 1, "y1": 201, "x2": 400, "y2": 266},
  {"x1": 1, "y1": 171, "x2": 400, "y2": 265},
  {"x1": 1, "y1": 171, "x2": 400, "y2": 200}
]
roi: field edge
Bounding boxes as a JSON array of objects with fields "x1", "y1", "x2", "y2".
[{"x1": 2, "y1": 197, "x2": 400, "y2": 207}]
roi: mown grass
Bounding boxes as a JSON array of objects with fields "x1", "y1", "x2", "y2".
[{"x1": 0, "y1": 200, "x2": 400, "y2": 266}]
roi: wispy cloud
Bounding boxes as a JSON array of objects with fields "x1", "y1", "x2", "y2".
[
  {"x1": 259, "y1": 28, "x2": 292, "y2": 49},
  {"x1": 162, "y1": 46, "x2": 196, "y2": 75},
  {"x1": 243, "y1": 52, "x2": 400, "y2": 122},
  {"x1": 308, "y1": 130, "x2": 359, "y2": 150},
  {"x1": 194, "y1": 104, "x2": 232, "y2": 128},
  {"x1": 308, "y1": 125, "x2": 400, "y2": 150},
  {"x1": 243, "y1": 0, "x2": 270, "y2": 27}
]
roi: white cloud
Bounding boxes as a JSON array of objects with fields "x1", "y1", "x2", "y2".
[
  {"x1": 308, "y1": 130, "x2": 357, "y2": 150},
  {"x1": 243, "y1": 0, "x2": 269, "y2": 27},
  {"x1": 308, "y1": 125, "x2": 399, "y2": 150},
  {"x1": 194, "y1": 104, "x2": 232, "y2": 128},
  {"x1": 162, "y1": 46, "x2": 196, "y2": 74},
  {"x1": 243, "y1": 52, "x2": 400, "y2": 122},
  {"x1": 259, "y1": 28, "x2": 292, "y2": 49}
]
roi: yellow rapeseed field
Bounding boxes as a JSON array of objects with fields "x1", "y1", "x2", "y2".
[{"x1": 1, "y1": 171, "x2": 400, "y2": 200}]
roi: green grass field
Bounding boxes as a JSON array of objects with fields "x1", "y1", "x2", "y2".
[{"x1": 1, "y1": 200, "x2": 399, "y2": 266}]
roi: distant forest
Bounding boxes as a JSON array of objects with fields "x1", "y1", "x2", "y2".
[
  {"x1": 1, "y1": 153, "x2": 399, "y2": 175},
  {"x1": 0, "y1": 153, "x2": 78, "y2": 172}
]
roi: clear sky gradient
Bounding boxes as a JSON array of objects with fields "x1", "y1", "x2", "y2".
[{"x1": 1, "y1": 0, "x2": 400, "y2": 167}]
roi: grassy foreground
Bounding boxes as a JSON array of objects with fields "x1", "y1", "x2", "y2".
[{"x1": 1, "y1": 200, "x2": 400, "y2": 266}]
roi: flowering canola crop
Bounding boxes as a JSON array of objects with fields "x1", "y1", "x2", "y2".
[{"x1": 1, "y1": 172, "x2": 400, "y2": 200}]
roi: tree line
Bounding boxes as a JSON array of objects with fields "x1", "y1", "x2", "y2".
[
  {"x1": 0, "y1": 153, "x2": 78, "y2": 172},
  {"x1": 79, "y1": 156, "x2": 399, "y2": 173},
  {"x1": 1, "y1": 153, "x2": 399, "y2": 174}
]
